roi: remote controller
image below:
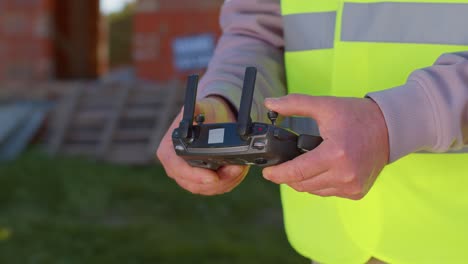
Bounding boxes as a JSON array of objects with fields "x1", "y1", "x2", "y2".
[{"x1": 172, "y1": 67, "x2": 323, "y2": 170}]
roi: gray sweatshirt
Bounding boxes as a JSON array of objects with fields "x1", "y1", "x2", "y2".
[{"x1": 197, "y1": 0, "x2": 468, "y2": 163}]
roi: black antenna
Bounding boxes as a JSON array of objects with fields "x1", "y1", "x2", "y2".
[
  {"x1": 179, "y1": 75, "x2": 199, "y2": 139},
  {"x1": 237, "y1": 67, "x2": 257, "y2": 137}
]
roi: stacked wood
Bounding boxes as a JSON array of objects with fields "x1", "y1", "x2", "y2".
[
  {"x1": 47, "y1": 81, "x2": 184, "y2": 165},
  {"x1": 0, "y1": 81, "x2": 76, "y2": 102}
]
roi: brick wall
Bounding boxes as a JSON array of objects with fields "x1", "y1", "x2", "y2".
[
  {"x1": 0, "y1": 0, "x2": 55, "y2": 81},
  {"x1": 0, "y1": 0, "x2": 103, "y2": 82},
  {"x1": 133, "y1": 0, "x2": 223, "y2": 81}
]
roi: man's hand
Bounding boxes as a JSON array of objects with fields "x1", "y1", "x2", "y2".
[
  {"x1": 262, "y1": 94, "x2": 389, "y2": 200},
  {"x1": 157, "y1": 97, "x2": 249, "y2": 196}
]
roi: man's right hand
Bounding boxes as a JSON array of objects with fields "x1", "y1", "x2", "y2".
[{"x1": 156, "y1": 97, "x2": 250, "y2": 196}]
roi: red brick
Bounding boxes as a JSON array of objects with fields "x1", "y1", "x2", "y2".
[
  {"x1": 0, "y1": 0, "x2": 54, "y2": 81},
  {"x1": 136, "y1": 0, "x2": 223, "y2": 12}
]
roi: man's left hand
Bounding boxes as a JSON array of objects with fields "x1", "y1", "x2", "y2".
[{"x1": 263, "y1": 94, "x2": 389, "y2": 200}]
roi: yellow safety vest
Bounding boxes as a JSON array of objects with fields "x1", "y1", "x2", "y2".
[{"x1": 280, "y1": 1, "x2": 468, "y2": 263}]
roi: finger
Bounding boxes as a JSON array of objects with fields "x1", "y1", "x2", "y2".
[
  {"x1": 174, "y1": 165, "x2": 248, "y2": 195},
  {"x1": 262, "y1": 141, "x2": 332, "y2": 184},
  {"x1": 288, "y1": 170, "x2": 369, "y2": 200},
  {"x1": 217, "y1": 165, "x2": 249, "y2": 181},
  {"x1": 264, "y1": 94, "x2": 329, "y2": 119},
  {"x1": 287, "y1": 170, "x2": 335, "y2": 193},
  {"x1": 310, "y1": 188, "x2": 340, "y2": 197},
  {"x1": 196, "y1": 97, "x2": 236, "y2": 123},
  {"x1": 160, "y1": 140, "x2": 220, "y2": 184},
  {"x1": 157, "y1": 113, "x2": 220, "y2": 185}
]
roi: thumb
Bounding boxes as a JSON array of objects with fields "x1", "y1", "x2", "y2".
[
  {"x1": 264, "y1": 94, "x2": 326, "y2": 119},
  {"x1": 196, "y1": 97, "x2": 236, "y2": 123}
]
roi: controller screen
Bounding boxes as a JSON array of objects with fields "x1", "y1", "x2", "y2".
[{"x1": 208, "y1": 128, "x2": 225, "y2": 144}]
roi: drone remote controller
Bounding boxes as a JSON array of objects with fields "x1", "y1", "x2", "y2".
[{"x1": 172, "y1": 67, "x2": 323, "y2": 170}]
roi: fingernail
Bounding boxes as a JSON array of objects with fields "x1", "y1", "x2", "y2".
[
  {"x1": 265, "y1": 97, "x2": 280, "y2": 108},
  {"x1": 263, "y1": 168, "x2": 271, "y2": 180},
  {"x1": 203, "y1": 177, "x2": 217, "y2": 184}
]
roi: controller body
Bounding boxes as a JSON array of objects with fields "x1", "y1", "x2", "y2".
[
  {"x1": 173, "y1": 122, "x2": 321, "y2": 170},
  {"x1": 172, "y1": 67, "x2": 322, "y2": 170}
]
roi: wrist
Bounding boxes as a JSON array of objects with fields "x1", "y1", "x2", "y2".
[{"x1": 366, "y1": 98, "x2": 390, "y2": 165}]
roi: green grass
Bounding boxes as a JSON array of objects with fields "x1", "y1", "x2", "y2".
[{"x1": 0, "y1": 149, "x2": 307, "y2": 264}]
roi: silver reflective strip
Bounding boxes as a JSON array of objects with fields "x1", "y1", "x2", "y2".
[
  {"x1": 284, "y1": 12, "x2": 336, "y2": 51},
  {"x1": 419, "y1": 147, "x2": 468, "y2": 154},
  {"x1": 342, "y1": 2, "x2": 468, "y2": 45}
]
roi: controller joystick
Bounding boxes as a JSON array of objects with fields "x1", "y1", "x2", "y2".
[
  {"x1": 267, "y1": 110, "x2": 279, "y2": 126},
  {"x1": 195, "y1": 114, "x2": 205, "y2": 125},
  {"x1": 172, "y1": 66, "x2": 323, "y2": 170}
]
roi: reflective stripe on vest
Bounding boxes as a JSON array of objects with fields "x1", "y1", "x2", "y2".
[
  {"x1": 342, "y1": 2, "x2": 468, "y2": 45},
  {"x1": 280, "y1": 1, "x2": 468, "y2": 263},
  {"x1": 284, "y1": 12, "x2": 336, "y2": 51},
  {"x1": 284, "y1": 2, "x2": 468, "y2": 51}
]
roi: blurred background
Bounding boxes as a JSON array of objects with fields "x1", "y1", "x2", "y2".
[{"x1": 0, "y1": 0, "x2": 308, "y2": 263}]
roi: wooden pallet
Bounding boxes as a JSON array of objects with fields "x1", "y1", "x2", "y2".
[
  {"x1": 0, "y1": 81, "x2": 76, "y2": 102},
  {"x1": 47, "y1": 81, "x2": 184, "y2": 165}
]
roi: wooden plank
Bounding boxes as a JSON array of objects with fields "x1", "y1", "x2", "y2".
[
  {"x1": 66, "y1": 130, "x2": 101, "y2": 142},
  {"x1": 43, "y1": 80, "x2": 185, "y2": 165},
  {"x1": 122, "y1": 108, "x2": 158, "y2": 120},
  {"x1": 127, "y1": 91, "x2": 168, "y2": 105},
  {"x1": 95, "y1": 85, "x2": 131, "y2": 159},
  {"x1": 113, "y1": 129, "x2": 153, "y2": 141},
  {"x1": 47, "y1": 85, "x2": 83, "y2": 155},
  {"x1": 106, "y1": 143, "x2": 152, "y2": 165},
  {"x1": 73, "y1": 110, "x2": 112, "y2": 127},
  {"x1": 62, "y1": 144, "x2": 97, "y2": 156}
]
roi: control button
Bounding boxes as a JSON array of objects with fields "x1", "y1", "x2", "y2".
[
  {"x1": 254, "y1": 158, "x2": 268, "y2": 165},
  {"x1": 274, "y1": 128, "x2": 296, "y2": 141},
  {"x1": 195, "y1": 114, "x2": 205, "y2": 125},
  {"x1": 267, "y1": 110, "x2": 279, "y2": 126},
  {"x1": 252, "y1": 140, "x2": 266, "y2": 150},
  {"x1": 253, "y1": 124, "x2": 268, "y2": 135},
  {"x1": 175, "y1": 145, "x2": 185, "y2": 151}
]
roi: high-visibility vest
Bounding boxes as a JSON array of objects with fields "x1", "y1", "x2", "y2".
[{"x1": 280, "y1": 1, "x2": 468, "y2": 263}]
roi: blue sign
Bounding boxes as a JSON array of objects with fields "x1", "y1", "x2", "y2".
[{"x1": 172, "y1": 33, "x2": 215, "y2": 71}]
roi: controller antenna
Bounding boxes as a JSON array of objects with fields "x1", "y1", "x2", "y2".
[
  {"x1": 237, "y1": 67, "x2": 257, "y2": 137},
  {"x1": 179, "y1": 75, "x2": 199, "y2": 139}
]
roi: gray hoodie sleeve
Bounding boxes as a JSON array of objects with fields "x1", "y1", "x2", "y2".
[
  {"x1": 199, "y1": 0, "x2": 468, "y2": 163},
  {"x1": 368, "y1": 52, "x2": 468, "y2": 162},
  {"x1": 197, "y1": 0, "x2": 286, "y2": 123}
]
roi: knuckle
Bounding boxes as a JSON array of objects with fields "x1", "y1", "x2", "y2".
[
  {"x1": 164, "y1": 170, "x2": 176, "y2": 179},
  {"x1": 286, "y1": 93, "x2": 297, "y2": 100},
  {"x1": 336, "y1": 148, "x2": 346, "y2": 160},
  {"x1": 344, "y1": 183, "x2": 364, "y2": 197},
  {"x1": 205, "y1": 187, "x2": 231, "y2": 196},
  {"x1": 290, "y1": 182, "x2": 306, "y2": 192},
  {"x1": 187, "y1": 185, "x2": 204, "y2": 195},
  {"x1": 156, "y1": 147, "x2": 165, "y2": 162},
  {"x1": 291, "y1": 165, "x2": 307, "y2": 182},
  {"x1": 285, "y1": 94, "x2": 302, "y2": 104},
  {"x1": 156, "y1": 143, "x2": 172, "y2": 164},
  {"x1": 348, "y1": 193, "x2": 366, "y2": 201},
  {"x1": 341, "y1": 172, "x2": 357, "y2": 184},
  {"x1": 313, "y1": 189, "x2": 335, "y2": 197}
]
